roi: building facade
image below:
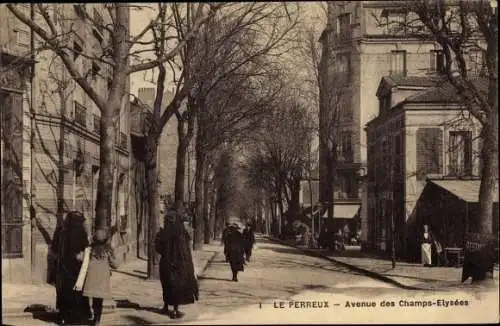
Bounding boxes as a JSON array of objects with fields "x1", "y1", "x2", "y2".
[
  {"x1": 366, "y1": 76, "x2": 485, "y2": 257},
  {"x1": 317, "y1": 1, "x2": 486, "y2": 246},
  {"x1": 1, "y1": 4, "x2": 136, "y2": 283}
]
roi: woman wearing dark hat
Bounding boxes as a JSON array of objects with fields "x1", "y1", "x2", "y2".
[
  {"x1": 226, "y1": 223, "x2": 245, "y2": 282},
  {"x1": 82, "y1": 229, "x2": 118, "y2": 326},
  {"x1": 51, "y1": 211, "x2": 91, "y2": 325},
  {"x1": 155, "y1": 210, "x2": 199, "y2": 319}
]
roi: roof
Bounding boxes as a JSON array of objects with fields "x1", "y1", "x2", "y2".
[
  {"x1": 382, "y1": 75, "x2": 445, "y2": 88},
  {"x1": 429, "y1": 179, "x2": 499, "y2": 203},
  {"x1": 406, "y1": 78, "x2": 488, "y2": 103},
  {"x1": 321, "y1": 204, "x2": 360, "y2": 219}
]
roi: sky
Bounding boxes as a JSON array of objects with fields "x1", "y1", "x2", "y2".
[{"x1": 128, "y1": 2, "x2": 327, "y2": 97}]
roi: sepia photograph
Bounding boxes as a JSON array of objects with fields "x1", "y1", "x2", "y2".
[{"x1": 1, "y1": 1, "x2": 498, "y2": 325}]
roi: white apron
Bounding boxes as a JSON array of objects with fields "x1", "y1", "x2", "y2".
[{"x1": 421, "y1": 232, "x2": 432, "y2": 265}]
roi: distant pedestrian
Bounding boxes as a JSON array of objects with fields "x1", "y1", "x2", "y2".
[
  {"x1": 242, "y1": 223, "x2": 255, "y2": 262},
  {"x1": 155, "y1": 210, "x2": 199, "y2": 319},
  {"x1": 421, "y1": 225, "x2": 435, "y2": 267},
  {"x1": 82, "y1": 229, "x2": 118, "y2": 326},
  {"x1": 222, "y1": 222, "x2": 232, "y2": 262},
  {"x1": 51, "y1": 211, "x2": 91, "y2": 325},
  {"x1": 227, "y1": 223, "x2": 245, "y2": 282}
]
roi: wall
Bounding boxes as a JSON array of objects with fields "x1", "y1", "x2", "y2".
[{"x1": 404, "y1": 107, "x2": 482, "y2": 222}]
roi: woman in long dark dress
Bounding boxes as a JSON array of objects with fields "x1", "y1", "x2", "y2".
[
  {"x1": 227, "y1": 224, "x2": 245, "y2": 282},
  {"x1": 155, "y1": 211, "x2": 199, "y2": 319},
  {"x1": 242, "y1": 223, "x2": 255, "y2": 262},
  {"x1": 51, "y1": 211, "x2": 91, "y2": 325}
]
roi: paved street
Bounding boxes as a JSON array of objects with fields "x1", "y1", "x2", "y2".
[{"x1": 3, "y1": 236, "x2": 498, "y2": 325}]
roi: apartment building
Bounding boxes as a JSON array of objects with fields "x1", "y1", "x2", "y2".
[
  {"x1": 1, "y1": 4, "x2": 135, "y2": 283},
  {"x1": 318, "y1": 1, "x2": 449, "y2": 244}
]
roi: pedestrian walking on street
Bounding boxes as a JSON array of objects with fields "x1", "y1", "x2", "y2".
[
  {"x1": 222, "y1": 222, "x2": 232, "y2": 262},
  {"x1": 227, "y1": 223, "x2": 245, "y2": 282},
  {"x1": 51, "y1": 211, "x2": 91, "y2": 325},
  {"x1": 243, "y1": 223, "x2": 255, "y2": 262},
  {"x1": 155, "y1": 210, "x2": 199, "y2": 319},
  {"x1": 82, "y1": 229, "x2": 118, "y2": 326},
  {"x1": 421, "y1": 225, "x2": 436, "y2": 267}
]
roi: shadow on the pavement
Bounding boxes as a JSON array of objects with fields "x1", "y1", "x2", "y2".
[
  {"x1": 115, "y1": 299, "x2": 164, "y2": 314},
  {"x1": 122, "y1": 315, "x2": 154, "y2": 325},
  {"x1": 113, "y1": 269, "x2": 148, "y2": 280},
  {"x1": 28, "y1": 311, "x2": 60, "y2": 324},
  {"x1": 198, "y1": 275, "x2": 233, "y2": 282}
]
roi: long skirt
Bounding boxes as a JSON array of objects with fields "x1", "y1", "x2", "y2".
[{"x1": 421, "y1": 243, "x2": 432, "y2": 265}]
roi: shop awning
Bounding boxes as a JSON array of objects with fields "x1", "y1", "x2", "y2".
[
  {"x1": 429, "y1": 179, "x2": 499, "y2": 203},
  {"x1": 322, "y1": 204, "x2": 360, "y2": 219}
]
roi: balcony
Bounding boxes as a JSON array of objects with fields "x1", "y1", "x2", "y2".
[{"x1": 74, "y1": 101, "x2": 87, "y2": 127}]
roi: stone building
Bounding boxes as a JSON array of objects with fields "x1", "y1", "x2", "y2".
[
  {"x1": 317, "y1": 1, "x2": 485, "y2": 246},
  {"x1": 1, "y1": 4, "x2": 136, "y2": 283},
  {"x1": 366, "y1": 76, "x2": 486, "y2": 257}
]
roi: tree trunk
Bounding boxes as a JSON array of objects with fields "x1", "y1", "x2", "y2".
[
  {"x1": 145, "y1": 135, "x2": 160, "y2": 279},
  {"x1": 193, "y1": 149, "x2": 205, "y2": 250},
  {"x1": 203, "y1": 173, "x2": 211, "y2": 244},
  {"x1": 174, "y1": 118, "x2": 188, "y2": 212},
  {"x1": 94, "y1": 102, "x2": 119, "y2": 232},
  {"x1": 326, "y1": 149, "x2": 336, "y2": 232}
]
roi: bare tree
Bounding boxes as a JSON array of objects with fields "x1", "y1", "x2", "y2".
[{"x1": 6, "y1": 3, "x2": 220, "y2": 280}]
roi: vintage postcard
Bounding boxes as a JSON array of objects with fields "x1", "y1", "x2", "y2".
[{"x1": 1, "y1": 1, "x2": 499, "y2": 325}]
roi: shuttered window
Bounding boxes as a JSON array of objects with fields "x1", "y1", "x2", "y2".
[
  {"x1": 416, "y1": 128, "x2": 443, "y2": 179},
  {"x1": 1, "y1": 94, "x2": 24, "y2": 258}
]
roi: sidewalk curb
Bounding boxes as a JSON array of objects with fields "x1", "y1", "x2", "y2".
[
  {"x1": 2, "y1": 248, "x2": 221, "y2": 318},
  {"x1": 267, "y1": 236, "x2": 424, "y2": 291}
]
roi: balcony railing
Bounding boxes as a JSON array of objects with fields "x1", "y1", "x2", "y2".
[{"x1": 74, "y1": 102, "x2": 87, "y2": 127}]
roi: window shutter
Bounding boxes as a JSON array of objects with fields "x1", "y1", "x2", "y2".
[
  {"x1": 416, "y1": 128, "x2": 442, "y2": 179},
  {"x1": 1, "y1": 94, "x2": 24, "y2": 257}
]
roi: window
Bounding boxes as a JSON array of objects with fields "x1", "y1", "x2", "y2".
[
  {"x1": 337, "y1": 13, "x2": 351, "y2": 41},
  {"x1": 469, "y1": 49, "x2": 486, "y2": 76},
  {"x1": 93, "y1": 113, "x2": 100, "y2": 135},
  {"x1": 1, "y1": 94, "x2": 24, "y2": 258},
  {"x1": 339, "y1": 97, "x2": 352, "y2": 121},
  {"x1": 390, "y1": 50, "x2": 407, "y2": 76},
  {"x1": 74, "y1": 101, "x2": 87, "y2": 127},
  {"x1": 336, "y1": 52, "x2": 351, "y2": 82},
  {"x1": 15, "y1": 29, "x2": 29, "y2": 47},
  {"x1": 448, "y1": 131, "x2": 472, "y2": 176},
  {"x1": 337, "y1": 131, "x2": 353, "y2": 162},
  {"x1": 430, "y1": 50, "x2": 445, "y2": 74},
  {"x1": 416, "y1": 128, "x2": 443, "y2": 179}
]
